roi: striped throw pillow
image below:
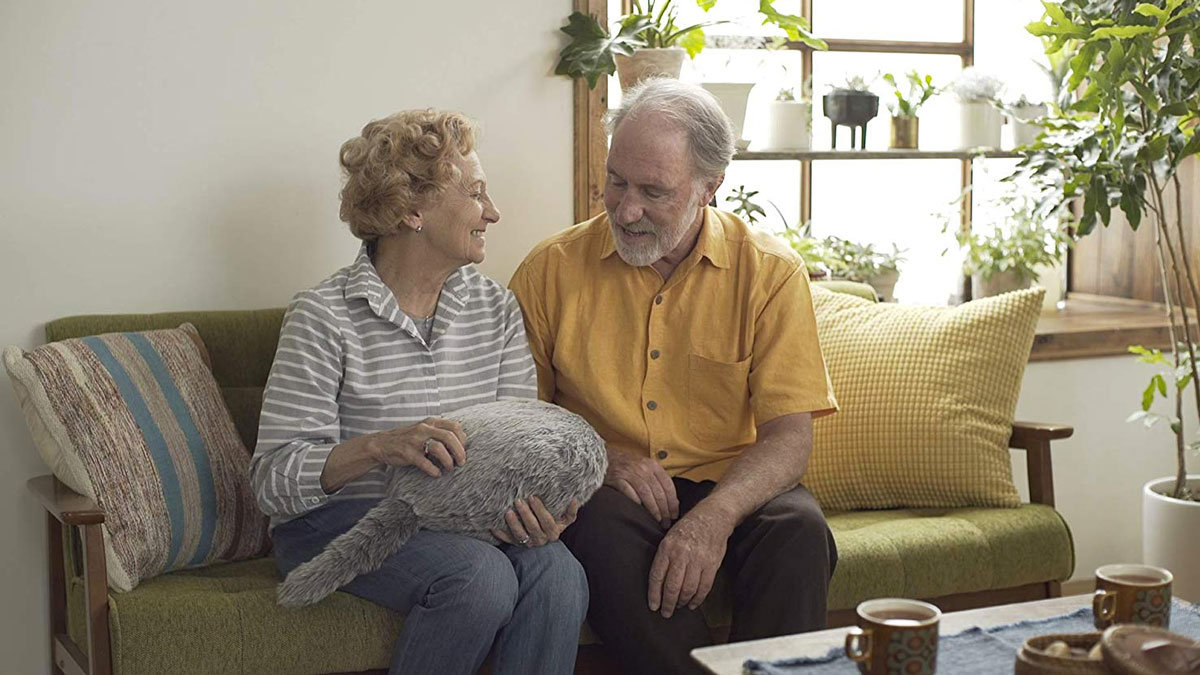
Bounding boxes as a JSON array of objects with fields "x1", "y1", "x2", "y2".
[
  {"x1": 4, "y1": 324, "x2": 270, "y2": 591},
  {"x1": 805, "y1": 287, "x2": 1044, "y2": 511}
]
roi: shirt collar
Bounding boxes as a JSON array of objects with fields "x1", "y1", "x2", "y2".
[
  {"x1": 344, "y1": 243, "x2": 471, "y2": 324},
  {"x1": 599, "y1": 206, "x2": 730, "y2": 270}
]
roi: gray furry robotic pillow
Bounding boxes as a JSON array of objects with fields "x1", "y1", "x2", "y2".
[{"x1": 277, "y1": 399, "x2": 607, "y2": 607}]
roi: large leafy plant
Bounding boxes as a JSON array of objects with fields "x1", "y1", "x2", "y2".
[
  {"x1": 556, "y1": 0, "x2": 826, "y2": 89},
  {"x1": 1014, "y1": 0, "x2": 1200, "y2": 500}
]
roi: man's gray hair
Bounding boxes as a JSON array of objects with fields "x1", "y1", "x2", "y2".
[{"x1": 605, "y1": 78, "x2": 735, "y2": 179}]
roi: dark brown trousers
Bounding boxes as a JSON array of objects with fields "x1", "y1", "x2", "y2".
[{"x1": 562, "y1": 478, "x2": 837, "y2": 675}]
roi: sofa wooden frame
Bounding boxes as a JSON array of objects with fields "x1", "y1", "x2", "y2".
[{"x1": 29, "y1": 421, "x2": 1071, "y2": 675}]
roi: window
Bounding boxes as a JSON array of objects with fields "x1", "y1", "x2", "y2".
[{"x1": 596, "y1": 0, "x2": 1052, "y2": 304}]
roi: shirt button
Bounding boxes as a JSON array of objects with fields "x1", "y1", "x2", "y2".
[
  {"x1": 647, "y1": 400, "x2": 658, "y2": 411},
  {"x1": 655, "y1": 295, "x2": 663, "y2": 305},
  {"x1": 657, "y1": 449, "x2": 668, "y2": 460},
  {"x1": 650, "y1": 349, "x2": 660, "y2": 359}
]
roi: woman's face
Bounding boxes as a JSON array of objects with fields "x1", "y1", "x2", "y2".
[{"x1": 419, "y1": 151, "x2": 500, "y2": 267}]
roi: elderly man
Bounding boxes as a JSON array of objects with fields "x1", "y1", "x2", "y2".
[{"x1": 509, "y1": 78, "x2": 838, "y2": 674}]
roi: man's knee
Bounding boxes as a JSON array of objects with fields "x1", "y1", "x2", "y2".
[{"x1": 748, "y1": 487, "x2": 834, "y2": 566}]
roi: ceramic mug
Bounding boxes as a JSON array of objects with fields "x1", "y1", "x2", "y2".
[
  {"x1": 1093, "y1": 563, "x2": 1173, "y2": 629},
  {"x1": 844, "y1": 598, "x2": 941, "y2": 674}
]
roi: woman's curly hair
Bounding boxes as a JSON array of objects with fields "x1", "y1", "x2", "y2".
[{"x1": 338, "y1": 109, "x2": 479, "y2": 241}]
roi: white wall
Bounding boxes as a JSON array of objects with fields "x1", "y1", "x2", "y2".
[
  {"x1": 1015, "y1": 357, "x2": 1191, "y2": 594},
  {"x1": 0, "y1": 1, "x2": 572, "y2": 671}
]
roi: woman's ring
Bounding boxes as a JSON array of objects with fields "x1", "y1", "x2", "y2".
[
  {"x1": 422, "y1": 438, "x2": 434, "y2": 458},
  {"x1": 518, "y1": 536, "x2": 531, "y2": 545}
]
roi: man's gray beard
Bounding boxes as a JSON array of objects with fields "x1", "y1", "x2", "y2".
[{"x1": 609, "y1": 217, "x2": 664, "y2": 267}]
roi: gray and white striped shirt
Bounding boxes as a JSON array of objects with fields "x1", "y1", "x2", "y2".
[{"x1": 250, "y1": 244, "x2": 538, "y2": 526}]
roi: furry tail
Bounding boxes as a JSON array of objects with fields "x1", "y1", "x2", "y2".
[{"x1": 277, "y1": 498, "x2": 419, "y2": 608}]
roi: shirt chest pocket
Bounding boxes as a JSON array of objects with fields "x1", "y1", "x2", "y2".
[{"x1": 687, "y1": 353, "x2": 753, "y2": 446}]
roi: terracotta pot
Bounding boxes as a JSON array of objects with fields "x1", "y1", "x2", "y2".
[{"x1": 614, "y1": 48, "x2": 685, "y2": 92}]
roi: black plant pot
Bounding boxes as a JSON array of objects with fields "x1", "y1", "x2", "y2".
[{"x1": 822, "y1": 90, "x2": 880, "y2": 149}]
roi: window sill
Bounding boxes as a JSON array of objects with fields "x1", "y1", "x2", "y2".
[{"x1": 1031, "y1": 294, "x2": 1186, "y2": 361}]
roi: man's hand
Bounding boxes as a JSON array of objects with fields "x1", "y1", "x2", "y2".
[
  {"x1": 647, "y1": 506, "x2": 734, "y2": 618},
  {"x1": 605, "y1": 445, "x2": 679, "y2": 528}
]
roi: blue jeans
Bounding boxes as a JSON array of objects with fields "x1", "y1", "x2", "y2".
[{"x1": 272, "y1": 499, "x2": 588, "y2": 675}]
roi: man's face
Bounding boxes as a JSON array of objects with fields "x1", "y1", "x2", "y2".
[{"x1": 603, "y1": 114, "x2": 710, "y2": 267}]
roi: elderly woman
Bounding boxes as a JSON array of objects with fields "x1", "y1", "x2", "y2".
[{"x1": 250, "y1": 110, "x2": 587, "y2": 674}]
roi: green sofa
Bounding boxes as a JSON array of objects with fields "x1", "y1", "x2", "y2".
[{"x1": 28, "y1": 296, "x2": 1074, "y2": 675}]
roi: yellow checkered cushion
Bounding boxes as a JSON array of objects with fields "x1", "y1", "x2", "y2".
[{"x1": 806, "y1": 287, "x2": 1044, "y2": 510}]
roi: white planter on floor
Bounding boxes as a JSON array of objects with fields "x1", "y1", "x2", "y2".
[
  {"x1": 1143, "y1": 475, "x2": 1200, "y2": 602},
  {"x1": 701, "y1": 82, "x2": 755, "y2": 150},
  {"x1": 1009, "y1": 103, "x2": 1048, "y2": 147},
  {"x1": 763, "y1": 100, "x2": 812, "y2": 151},
  {"x1": 959, "y1": 101, "x2": 1003, "y2": 149}
]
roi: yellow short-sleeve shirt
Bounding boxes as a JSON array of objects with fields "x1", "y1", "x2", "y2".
[{"x1": 509, "y1": 207, "x2": 837, "y2": 483}]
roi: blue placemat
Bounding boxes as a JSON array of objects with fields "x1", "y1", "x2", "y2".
[{"x1": 744, "y1": 598, "x2": 1200, "y2": 674}]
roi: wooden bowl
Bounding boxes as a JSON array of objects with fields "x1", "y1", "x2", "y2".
[{"x1": 1015, "y1": 632, "x2": 1112, "y2": 674}]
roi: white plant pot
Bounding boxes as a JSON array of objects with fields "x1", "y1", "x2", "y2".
[
  {"x1": 866, "y1": 268, "x2": 900, "y2": 302},
  {"x1": 1143, "y1": 475, "x2": 1200, "y2": 602},
  {"x1": 763, "y1": 100, "x2": 812, "y2": 151},
  {"x1": 701, "y1": 82, "x2": 755, "y2": 150},
  {"x1": 1009, "y1": 103, "x2": 1048, "y2": 147},
  {"x1": 614, "y1": 48, "x2": 685, "y2": 92},
  {"x1": 971, "y1": 270, "x2": 1032, "y2": 299},
  {"x1": 959, "y1": 100, "x2": 1003, "y2": 149}
]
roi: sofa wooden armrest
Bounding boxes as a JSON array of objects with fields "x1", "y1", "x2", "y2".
[
  {"x1": 27, "y1": 476, "x2": 112, "y2": 675},
  {"x1": 28, "y1": 475, "x2": 105, "y2": 525},
  {"x1": 1008, "y1": 421, "x2": 1074, "y2": 509}
]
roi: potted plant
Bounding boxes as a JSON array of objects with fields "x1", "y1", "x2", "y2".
[
  {"x1": 821, "y1": 236, "x2": 906, "y2": 301},
  {"x1": 1006, "y1": 94, "x2": 1049, "y2": 147},
  {"x1": 955, "y1": 219, "x2": 1071, "y2": 299},
  {"x1": 949, "y1": 67, "x2": 1005, "y2": 149},
  {"x1": 882, "y1": 71, "x2": 937, "y2": 149},
  {"x1": 555, "y1": 0, "x2": 825, "y2": 91},
  {"x1": 1019, "y1": 0, "x2": 1200, "y2": 600},
  {"x1": 823, "y1": 74, "x2": 880, "y2": 150},
  {"x1": 763, "y1": 71, "x2": 812, "y2": 151}
]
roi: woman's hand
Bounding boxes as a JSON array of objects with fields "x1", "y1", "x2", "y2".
[
  {"x1": 492, "y1": 497, "x2": 580, "y2": 548},
  {"x1": 368, "y1": 417, "x2": 468, "y2": 477}
]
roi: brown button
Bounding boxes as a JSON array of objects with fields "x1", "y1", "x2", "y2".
[
  {"x1": 650, "y1": 349, "x2": 660, "y2": 359},
  {"x1": 655, "y1": 295, "x2": 663, "y2": 305},
  {"x1": 647, "y1": 400, "x2": 658, "y2": 411},
  {"x1": 657, "y1": 450, "x2": 668, "y2": 460}
]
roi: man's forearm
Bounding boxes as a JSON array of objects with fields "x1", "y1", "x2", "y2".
[{"x1": 690, "y1": 412, "x2": 813, "y2": 530}]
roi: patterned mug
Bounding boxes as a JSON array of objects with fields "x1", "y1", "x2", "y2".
[
  {"x1": 1093, "y1": 563, "x2": 1172, "y2": 629},
  {"x1": 845, "y1": 598, "x2": 941, "y2": 675}
]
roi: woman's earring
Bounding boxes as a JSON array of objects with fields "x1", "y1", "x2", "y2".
[{"x1": 415, "y1": 225, "x2": 423, "y2": 233}]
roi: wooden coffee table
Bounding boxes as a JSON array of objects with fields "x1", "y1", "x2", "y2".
[{"x1": 691, "y1": 594, "x2": 1090, "y2": 674}]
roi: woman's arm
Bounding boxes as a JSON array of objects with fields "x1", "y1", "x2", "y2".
[{"x1": 250, "y1": 290, "x2": 348, "y2": 518}]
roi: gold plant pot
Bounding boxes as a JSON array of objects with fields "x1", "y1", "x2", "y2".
[{"x1": 890, "y1": 116, "x2": 919, "y2": 149}]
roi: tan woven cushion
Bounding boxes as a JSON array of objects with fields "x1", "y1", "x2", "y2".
[
  {"x1": 4, "y1": 324, "x2": 270, "y2": 591},
  {"x1": 805, "y1": 287, "x2": 1044, "y2": 510}
]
